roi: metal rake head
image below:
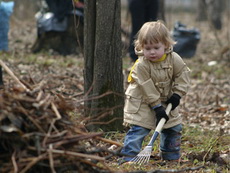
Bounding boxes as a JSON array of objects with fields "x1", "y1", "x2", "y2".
[{"x1": 130, "y1": 145, "x2": 152, "y2": 164}]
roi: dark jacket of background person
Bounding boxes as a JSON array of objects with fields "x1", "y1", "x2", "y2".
[
  {"x1": 45, "y1": 0, "x2": 73, "y2": 22},
  {"x1": 128, "y1": 0, "x2": 159, "y2": 62}
]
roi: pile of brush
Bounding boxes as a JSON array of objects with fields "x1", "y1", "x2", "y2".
[{"x1": 0, "y1": 60, "x2": 121, "y2": 173}]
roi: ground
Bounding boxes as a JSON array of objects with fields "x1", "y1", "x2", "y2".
[{"x1": 0, "y1": 6, "x2": 229, "y2": 173}]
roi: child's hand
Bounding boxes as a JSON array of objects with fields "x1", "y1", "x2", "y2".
[
  {"x1": 166, "y1": 93, "x2": 181, "y2": 110},
  {"x1": 154, "y1": 106, "x2": 169, "y2": 126}
]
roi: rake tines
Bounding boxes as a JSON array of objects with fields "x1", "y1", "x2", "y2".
[{"x1": 130, "y1": 145, "x2": 152, "y2": 164}]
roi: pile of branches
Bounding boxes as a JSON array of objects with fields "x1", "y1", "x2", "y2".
[{"x1": 0, "y1": 60, "x2": 122, "y2": 173}]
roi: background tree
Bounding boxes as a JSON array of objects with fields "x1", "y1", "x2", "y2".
[
  {"x1": 84, "y1": 0, "x2": 124, "y2": 131},
  {"x1": 196, "y1": 0, "x2": 207, "y2": 21},
  {"x1": 196, "y1": 0, "x2": 225, "y2": 30}
]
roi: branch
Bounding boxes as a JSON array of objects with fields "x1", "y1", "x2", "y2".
[
  {"x1": 0, "y1": 60, "x2": 30, "y2": 92},
  {"x1": 51, "y1": 149, "x2": 105, "y2": 161}
]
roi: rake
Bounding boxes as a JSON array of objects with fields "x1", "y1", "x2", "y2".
[{"x1": 130, "y1": 103, "x2": 172, "y2": 164}]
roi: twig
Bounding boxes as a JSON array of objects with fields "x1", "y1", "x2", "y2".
[
  {"x1": 84, "y1": 80, "x2": 95, "y2": 97},
  {"x1": 17, "y1": 106, "x2": 46, "y2": 133},
  {"x1": 48, "y1": 144, "x2": 56, "y2": 173},
  {"x1": 19, "y1": 153, "x2": 47, "y2": 173},
  {"x1": 51, "y1": 149, "x2": 105, "y2": 161},
  {"x1": 47, "y1": 102, "x2": 62, "y2": 136},
  {"x1": 71, "y1": 0, "x2": 83, "y2": 54},
  {"x1": 47, "y1": 102, "x2": 63, "y2": 136},
  {"x1": 203, "y1": 136, "x2": 220, "y2": 161},
  {"x1": 75, "y1": 129, "x2": 123, "y2": 147},
  {"x1": 84, "y1": 110, "x2": 113, "y2": 123},
  {"x1": 31, "y1": 80, "x2": 46, "y2": 95},
  {"x1": 72, "y1": 91, "x2": 84, "y2": 97},
  {"x1": 36, "y1": 90, "x2": 44, "y2": 101},
  {"x1": 52, "y1": 132, "x2": 103, "y2": 148},
  {"x1": 83, "y1": 104, "x2": 122, "y2": 122},
  {"x1": 0, "y1": 60, "x2": 30, "y2": 92},
  {"x1": 51, "y1": 102, "x2": 62, "y2": 121},
  {"x1": 42, "y1": 120, "x2": 59, "y2": 147},
  {"x1": 86, "y1": 117, "x2": 122, "y2": 126},
  {"x1": 32, "y1": 94, "x2": 51, "y2": 109},
  {"x1": 96, "y1": 137, "x2": 123, "y2": 147},
  {"x1": 11, "y1": 151, "x2": 18, "y2": 173},
  {"x1": 74, "y1": 129, "x2": 123, "y2": 147},
  {"x1": 81, "y1": 91, "x2": 115, "y2": 103},
  {"x1": 10, "y1": 94, "x2": 36, "y2": 102},
  {"x1": 23, "y1": 130, "x2": 68, "y2": 139}
]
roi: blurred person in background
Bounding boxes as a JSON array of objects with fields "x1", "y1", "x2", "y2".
[
  {"x1": 0, "y1": 0, "x2": 14, "y2": 86},
  {"x1": 0, "y1": 0, "x2": 14, "y2": 52},
  {"x1": 128, "y1": 0, "x2": 159, "y2": 62}
]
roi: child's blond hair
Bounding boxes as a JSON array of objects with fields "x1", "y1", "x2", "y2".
[{"x1": 134, "y1": 20, "x2": 176, "y2": 50}]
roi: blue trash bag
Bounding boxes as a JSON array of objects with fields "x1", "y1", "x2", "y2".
[
  {"x1": 0, "y1": 1, "x2": 15, "y2": 51},
  {"x1": 172, "y1": 22, "x2": 201, "y2": 58}
]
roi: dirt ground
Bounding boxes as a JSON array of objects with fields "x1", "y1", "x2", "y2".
[{"x1": 1, "y1": 5, "x2": 229, "y2": 173}]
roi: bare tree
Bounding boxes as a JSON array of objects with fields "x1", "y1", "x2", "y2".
[
  {"x1": 196, "y1": 0, "x2": 225, "y2": 30},
  {"x1": 84, "y1": 0, "x2": 124, "y2": 131},
  {"x1": 196, "y1": 0, "x2": 207, "y2": 21}
]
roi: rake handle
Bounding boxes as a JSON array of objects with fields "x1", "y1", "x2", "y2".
[
  {"x1": 148, "y1": 103, "x2": 172, "y2": 146},
  {"x1": 155, "y1": 103, "x2": 172, "y2": 132}
]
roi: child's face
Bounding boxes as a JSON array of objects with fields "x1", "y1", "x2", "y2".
[{"x1": 143, "y1": 42, "x2": 166, "y2": 62}]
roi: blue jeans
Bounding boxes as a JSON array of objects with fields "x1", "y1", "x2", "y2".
[{"x1": 120, "y1": 124, "x2": 182, "y2": 161}]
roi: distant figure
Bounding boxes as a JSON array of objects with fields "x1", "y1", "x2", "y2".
[
  {"x1": 0, "y1": 1, "x2": 14, "y2": 51},
  {"x1": 45, "y1": 0, "x2": 73, "y2": 22},
  {"x1": 0, "y1": 1, "x2": 14, "y2": 86},
  {"x1": 128, "y1": 0, "x2": 159, "y2": 62},
  {"x1": 32, "y1": 0, "x2": 84, "y2": 55}
]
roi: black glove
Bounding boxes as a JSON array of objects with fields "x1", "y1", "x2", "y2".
[
  {"x1": 154, "y1": 106, "x2": 169, "y2": 126},
  {"x1": 166, "y1": 93, "x2": 181, "y2": 110}
]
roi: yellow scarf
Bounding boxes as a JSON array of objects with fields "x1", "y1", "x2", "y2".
[
  {"x1": 153, "y1": 53, "x2": 167, "y2": 62},
  {"x1": 127, "y1": 54, "x2": 167, "y2": 83}
]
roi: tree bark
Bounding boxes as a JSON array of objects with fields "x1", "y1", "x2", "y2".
[
  {"x1": 84, "y1": 0, "x2": 124, "y2": 131},
  {"x1": 196, "y1": 0, "x2": 224, "y2": 30},
  {"x1": 206, "y1": 0, "x2": 224, "y2": 30},
  {"x1": 196, "y1": 0, "x2": 207, "y2": 21}
]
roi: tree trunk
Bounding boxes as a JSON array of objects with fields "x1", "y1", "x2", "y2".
[
  {"x1": 84, "y1": 0, "x2": 124, "y2": 131},
  {"x1": 196, "y1": 0, "x2": 207, "y2": 21},
  {"x1": 206, "y1": 0, "x2": 224, "y2": 30},
  {"x1": 196, "y1": 0, "x2": 224, "y2": 30}
]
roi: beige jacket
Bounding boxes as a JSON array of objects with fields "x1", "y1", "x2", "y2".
[{"x1": 124, "y1": 49, "x2": 190, "y2": 129}]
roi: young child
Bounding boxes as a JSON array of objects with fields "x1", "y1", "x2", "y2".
[{"x1": 119, "y1": 20, "x2": 190, "y2": 164}]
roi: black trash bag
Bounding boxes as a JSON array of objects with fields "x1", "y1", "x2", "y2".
[{"x1": 172, "y1": 22, "x2": 200, "y2": 58}]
